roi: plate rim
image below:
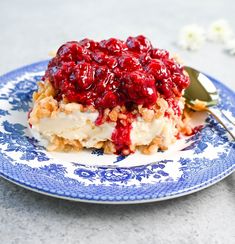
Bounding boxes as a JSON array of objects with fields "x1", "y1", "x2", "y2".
[{"x1": 1, "y1": 165, "x2": 234, "y2": 204}]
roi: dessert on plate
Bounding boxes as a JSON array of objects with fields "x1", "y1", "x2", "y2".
[{"x1": 29, "y1": 35, "x2": 190, "y2": 155}]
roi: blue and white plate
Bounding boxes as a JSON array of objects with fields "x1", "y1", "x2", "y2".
[{"x1": 0, "y1": 61, "x2": 234, "y2": 204}]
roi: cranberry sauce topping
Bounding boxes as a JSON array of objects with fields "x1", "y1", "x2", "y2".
[
  {"x1": 189, "y1": 125, "x2": 204, "y2": 136},
  {"x1": 43, "y1": 35, "x2": 190, "y2": 154},
  {"x1": 111, "y1": 119, "x2": 133, "y2": 155},
  {"x1": 44, "y1": 35, "x2": 189, "y2": 109}
]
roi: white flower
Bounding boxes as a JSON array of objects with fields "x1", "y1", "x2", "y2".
[
  {"x1": 208, "y1": 19, "x2": 233, "y2": 42},
  {"x1": 178, "y1": 24, "x2": 205, "y2": 51},
  {"x1": 225, "y1": 39, "x2": 235, "y2": 55}
]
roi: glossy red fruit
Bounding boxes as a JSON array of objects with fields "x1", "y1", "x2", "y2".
[
  {"x1": 73, "y1": 62, "x2": 94, "y2": 90},
  {"x1": 99, "y1": 38, "x2": 125, "y2": 54},
  {"x1": 79, "y1": 38, "x2": 97, "y2": 50},
  {"x1": 146, "y1": 60, "x2": 169, "y2": 80},
  {"x1": 150, "y1": 48, "x2": 169, "y2": 59},
  {"x1": 95, "y1": 91, "x2": 119, "y2": 108},
  {"x1": 157, "y1": 78, "x2": 174, "y2": 98},
  {"x1": 57, "y1": 41, "x2": 87, "y2": 62},
  {"x1": 126, "y1": 35, "x2": 152, "y2": 53},
  {"x1": 122, "y1": 71, "x2": 157, "y2": 106},
  {"x1": 118, "y1": 55, "x2": 141, "y2": 71}
]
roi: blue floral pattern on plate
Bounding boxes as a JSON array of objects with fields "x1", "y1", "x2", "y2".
[{"x1": 0, "y1": 61, "x2": 234, "y2": 203}]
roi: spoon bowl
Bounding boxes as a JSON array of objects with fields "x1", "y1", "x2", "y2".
[
  {"x1": 184, "y1": 66, "x2": 219, "y2": 107},
  {"x1": 183, "y1": 66, "x2": 235, "y2": 140}
]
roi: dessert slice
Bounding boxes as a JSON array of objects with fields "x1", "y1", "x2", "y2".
[{"x1": 29, "y1": 35, "x2": 190, "y2": 155}]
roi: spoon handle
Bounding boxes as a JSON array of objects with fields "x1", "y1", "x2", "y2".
[
  {"x1": 221, "y1": 110, "x2": 235, "y2": 125},
  {"x1": 206, "y1": 107, "x2": 235, "y2": 140}
]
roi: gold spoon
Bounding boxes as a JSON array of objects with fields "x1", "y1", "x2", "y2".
[{"x1": 184, "y1": 66, "x2": 235, "y2": 140}]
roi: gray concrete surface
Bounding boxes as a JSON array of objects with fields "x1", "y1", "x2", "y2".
[{"x1": 0, "y1": 0, "x2": 234, "y2": 243}]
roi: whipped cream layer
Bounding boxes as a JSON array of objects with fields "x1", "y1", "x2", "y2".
[{"x1": 32, "y1": 109, "x2": 177, "y2": 149}]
